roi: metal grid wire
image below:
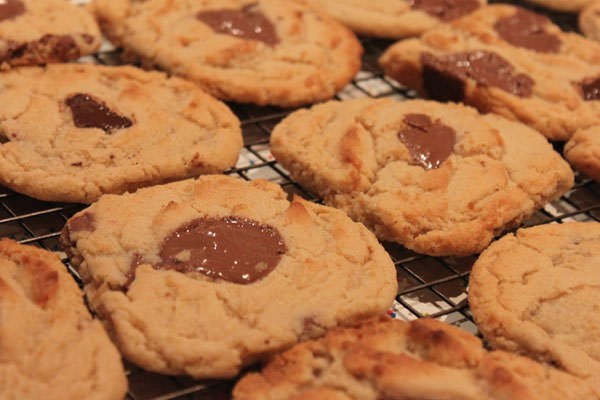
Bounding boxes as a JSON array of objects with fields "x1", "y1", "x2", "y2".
[{"x1": 1, "y1": 3, "x2": 600, "y2": 399}]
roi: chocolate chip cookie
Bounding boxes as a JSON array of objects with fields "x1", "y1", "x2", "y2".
[
  {"x1": 233, "y1": 317, "x2": 598, "y2": 400},
  {"x1": 91, "y1": 0, "x2": 362, "y2": 107},
  {"x1": 469, "y1": 222, "x2": 600, "y2": 394},
  {"x1": 0, "y1": 239, "x2": 127, "y2": 400},
  {"x1": 270, "y1": 98, "x2": 573, "y2": 256},
  {"x1": 0, "y1": 63, "x2": 242, "y2": 203},
  {"x1": 60, "y1": 175, "x2": 397, "y2": 378},
  {"x1": 564, "y1": 126, "x2": 600, "y2": 181},
  {"x1": 303, "y1": 0, "x2": 485, "y2": 39},
  {"x1": 380, "y1": 4, "x2": 600, "y2": 141},
  {"x1": 0, "y1": 0, "x2": 101, "y2": 68}
]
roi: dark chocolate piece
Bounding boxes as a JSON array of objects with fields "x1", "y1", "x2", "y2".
[
  {"x1": 0, "y1": 0, "x2": 25, "y2": 22},
  {"x1": 66, "y1": 93, "x2": 132, "y2": 132},
  {"x1": 578, "y1": 76, "x2": 600, "y2": 101},
  {"x1": 398, "y1": 114, "x2": 456, "y2": 170},
  {"x1": 494, "y1": 9, "x2": 561, "y2": 53},
  {"x1": 410, "y1": 0, "x2": 480, "y2": 21}
]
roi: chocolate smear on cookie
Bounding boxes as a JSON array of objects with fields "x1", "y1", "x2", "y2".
[
  {"x1": 196, "y1": 3, "x2": 279, "y2": 46},
  {"x1": 577, "y1": 76, "x2": 600, "y2": 101},
  {"x1": 67, "y1": 212, "x2": 96, "y2": 233},
  {"x1": 0, "y1": 0, "x2": 25, "y2": 22},
  {"x1": 398, "y1": 114, "x2": 456, "y2": 170},
  {"x1": 494, "y1": 9, "x2": 561, "y2": 53},
  {"x1": 409, "y1": 0, "x2": 480, "y2": 21},
  {"x1": 421, "y1": 50, "x2": 534, "y2": 101},
  {"x1": 158, "y1": 216, "x2": 286, "y2": 284},
  {"x1": 66, "y1": 94, "x2": 132, "y2": 133}
]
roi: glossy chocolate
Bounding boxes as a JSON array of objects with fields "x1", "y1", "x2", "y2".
[
  {"x1": 494, "y1": 9, "x2": 561, "y2": 53},
  {"x1": 398, "y1": 114, "x2": 456, "y2": 170},
  {"x1": 0, "y1": 0, "x2": 25, "y2": 22},
  {"x1": 410, "y1": 0, "x2": 480, "y2": 21},
  {"x1": 158, "y1": 216, "x2": 286, "y2": 284},
  {"x1": 579, "y1": 76, "x2": 600, "y2": 100},
  {"x1": 65, "y1": 94, "x2": 132, "y2": 132},
  {"x1": 421, "y1": 50, "x2": 534, "y2": 101},
  {"x1": 196, "y1": 3, "x2": 279, "y2": 46}
]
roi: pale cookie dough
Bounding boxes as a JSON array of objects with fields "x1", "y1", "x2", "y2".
[
  {"x1": 469, "y1": 222, "x2": 600, "y2": 395},
  {"x1": 270, "y1": 98, "x2": 573, "y2": 256},
  {"x1": 0, "y1": 239, "x2": 127, "y2": 400},
  {"x1": 0, "y1": 0, "x2": 101, "y2": 68},
  {"x1": 564, "y1": 126, "x2": 600, "y2": 181},
  {"x1": 0, "y1": 63, "x2": 242, "y2": 203},
  {"x1": 91, "y1": 0, "x2": 362, "y2": 107},
  {"x1": 233, "y1": 317, "x2": 598, "y2": 400},
  {"x1": 580, "y1": 0, "x2": 600, "y2": 42},
  {"x1": 59, "y1": 175, "x2": 397, "y2": 378},
  {"x1": 380, "y1": 4, "x2": 600, "y2": 141},
  {"x1": 303, "y1": 0, "x2": 485, "y2": 39}
]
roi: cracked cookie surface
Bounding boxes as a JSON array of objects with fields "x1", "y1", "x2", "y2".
[
  {"x1": 380, "y1": 4, "x2": 600, "y2": 141},
  {"x1": 0, "y1": 63, "x2": 242, "y2": 203},
  {"x1": 564, "y1": 126, "x2": 600, "y2": 181},
  {"x1": 304, "y1": 0, "x2": 485, "y2": 39},
  {"x1": 91, "y1": 0, "x2": 362, "y2": 107},
  {"x1": 60, "y1": 175, "x2": 397, "y2": 378},
  {"x1": 469, "y1": 222, "x2": 600, "y2": 395},
  {"x1": 233, "y1": 317, "x2": 598, "y2": 400},
  {"x1": 270, "y1": 98, "x2": 573, "y2": 256},
  {"x1": 0, "y1": 239, "x2": 127, "y2": 400},
  {"x1": 0, "y1": 0, "x2": 101, "y2": 68}
]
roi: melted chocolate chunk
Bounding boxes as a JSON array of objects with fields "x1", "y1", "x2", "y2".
[
  {"x1": 421, "y1": 50, "x2": 534, "y2": 101},
  {"x1": 68, "y1": 213, "x2": 95, "y2": 233},
  {"x1": 494, "y1": 9, "x2": 561, "y2": 53},
  {"x1": 409, "y1": 0, "x2": 480, "y2": 21},
  {"x1": 578, "y1": 76, "x2": 600, "y2": 100},
  {"x1": 158, "y1": 216, "x2": 286, "y2": 284},
  {"x1": 65, "y1": 94, "x2": 132, "y2": 133},
  {"x1": 196, "y1": 3, "x2": 279, "y2": 46},
  {"x1": 398, "y1": 114, "x2": 456, "y2": 170},
  {"x1": 0, "y1": 0, "x2": 25, "y2": 22}
]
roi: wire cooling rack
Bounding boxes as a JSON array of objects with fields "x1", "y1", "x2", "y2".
[{"x1": 1, "y1": 2, "x2": 599, "y2": 399}]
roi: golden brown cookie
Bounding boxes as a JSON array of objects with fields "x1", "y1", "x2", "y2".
[
  {"x1": 0, "y1": 239, "x2": 127, "y2": 400},
  {"x1": 92, "y1": 0, "x2": 362, "y2": 107},
  {"x1": 270, "y1": 98, "x2": 573, "y2": 256},
  {"x1": 469, "y1": 222, "x2": 600, "y2": 395},
  {"x1": 0, "y1": 63, "x2": 242, "y2": 203},
  {"x1": 233, "y1": 317, "x2": 598, "y2": 400},
  {"x1": 60, "y1": 175, "x2": 397, "y2": 378},
  {"x1": 380, "y1": 4, "x2": 600, "y2": 141},
  {"x1": 0, "y1": 0, "x2": 101, "y2": 68},
  {"x1": 303, "y1": 0, "x2": 485, "y2": 39},
  {"x1": 564, "y1": 126, "x2": 600, "y2": 181}
]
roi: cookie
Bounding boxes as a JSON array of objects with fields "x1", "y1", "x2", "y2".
[
  {"x1": 270, "y1": 98, "x2": 573, "y2": 256},
  {"x1": 469, "y1": 222, "x2": 600, "y2": 393},
  {"x1": 59, "y1": 175, "x2": 397, "y2": 378},
  {"x1": 380, "y1": 4, "x2": 600, "y2": 141},
  {"x1": 525, "y1": 0, "x2": 594, "y2": 12},
  {"x1": 233, "y1": 317, "x2": 598, "y2": 400},
  {"x1": 0, "y1": 239, "x2": 127, "y2": 400},
  {"x1": 91, "y1": 0, "x2": 362, "y2": 107},
  {"x1": 564, "y1": 126, "x2": 600, "y2": 181},
  {"x1": 0, "y1": 0, "x2": 102, "y2": 68},
  {"x1": 580, "y1": 0, "x2": 600, "y2": 42},
  {"x1": 0, "y1": 63, "x2": 242, "y2": 203},
  {"x1": 303, "y1": 0, "x2": 485, "y2": 39}
]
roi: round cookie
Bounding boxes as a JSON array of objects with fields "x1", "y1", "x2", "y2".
[
  {"x1": 564, "y1": 126, "x2": 600, "y2": 181},
  {"x1": 0, "y1": 239, "x2": 127, "y2": 400},
  {"x1": 380, "y1": 4, "x2": 600, "y2": 141},
  {"x1": 59, "y1": 175, "x2": 398, "y2": 378},
  {"x1": 0, "y1": 63, "x2": 242, "y2": 203},
  {"x1": 270, "y1": 98, "x2": 574, "y2": 256},
  {"x1": 469, "y1": 222, "x2": 600, "y2": 394},
  {"x1": 580, "y1": 0, "x2": 600, "y2": 42},
  {"x1": 0, "y1": 0, "x2": 102, "y2": 68},
  {"x1": 91, "y1": 0, "x2": 362, "y2": 107},
  {"x1": 233, "y1": 317, "x2": 598, "y2": 400},
  {"x1": 304, "y1": 0, "x2": 485, "y2": 39}
]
